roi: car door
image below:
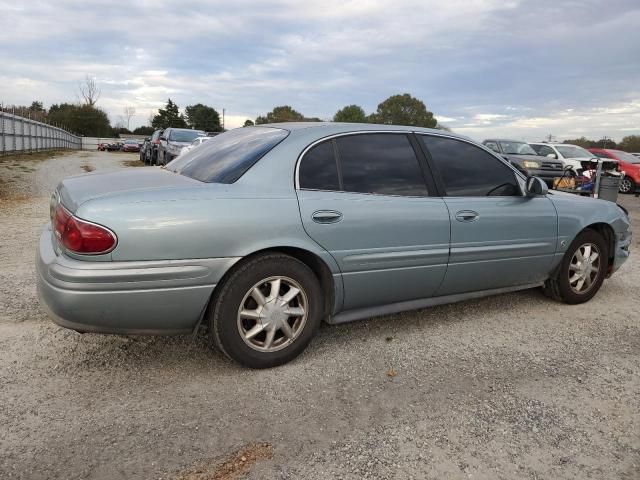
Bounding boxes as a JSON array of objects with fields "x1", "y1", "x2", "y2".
[
  {"x1": 296, "y1": 132, "x2": 451, "y2": 311},
  {"x1": 418, "y1": 134, "x2": 558, "y2": 296}
]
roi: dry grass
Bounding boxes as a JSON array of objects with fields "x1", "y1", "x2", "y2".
[
  {"x1": 175, "y1": 443, "x2": 273, "y2": 480},
  {"x1": 0, "y1": 150, "x2": 69, "y2": 164},
  {"x1": 122, "y1": 159, "x2": 146, "y2": 168}
]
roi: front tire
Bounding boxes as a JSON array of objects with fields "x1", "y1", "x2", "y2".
[
  {"x1": 209, "y1": 254, "x2": 323, "y2": 368},
  {"x1": 544, "y1": 229, "x2": 608, "y2": 304}
]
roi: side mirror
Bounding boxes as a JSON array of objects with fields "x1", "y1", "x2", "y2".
[
  {"x1": 526, "y1": 176, "x2": 548, "y2": 196},
  {"x1": 546, "y1": 153, "x2": 557, "y2": 159}
]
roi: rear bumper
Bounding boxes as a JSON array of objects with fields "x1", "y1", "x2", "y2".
[{"x1": 36, "y1": 224, "x2": 240, "y2": 334}]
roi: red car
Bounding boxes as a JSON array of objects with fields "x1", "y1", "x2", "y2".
[
  {"x1": 122, "y1": 139, "x2": 141, "y2": 153},
  {"x1": 588, "y1": 148, "x2": 640, "y2": 194}
]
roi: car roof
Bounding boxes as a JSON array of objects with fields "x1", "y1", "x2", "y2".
[
  {"x1": 529, "y1": 143, "x2": 584, "y2": 147},
  {"x1": 253, "y1": 121, "x2": 473, "y2": 141}
]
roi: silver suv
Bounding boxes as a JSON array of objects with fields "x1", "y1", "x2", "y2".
[{"x1": 158, "y1": 128, "x2": 205, "y2": 165}]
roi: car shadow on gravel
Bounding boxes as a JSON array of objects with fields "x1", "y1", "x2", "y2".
[{"x1": 36, "y1": 287, "x2": 553, "y2": 375}]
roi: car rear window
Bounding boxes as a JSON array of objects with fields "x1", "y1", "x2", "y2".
[{"x1": 166, "y1": 127, "x2": 289, "y2": 183}]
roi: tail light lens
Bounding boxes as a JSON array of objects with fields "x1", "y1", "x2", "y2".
[{"x1": 52, "y1": 204, "x2": 117, "y2": 254}]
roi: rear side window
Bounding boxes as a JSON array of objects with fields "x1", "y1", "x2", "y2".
[
  {"x1": 167, "y1": 127, "x2": 289, "y2": 183},
  {"x1": 336, "y1": 134, "x2": 427, "y2": 196},
  {"x1": 420, "y1": 135, "x2": 520, "y2": 196},
  {"x1": 299, "y1": 141, "x2": 340, "y2": 191}
]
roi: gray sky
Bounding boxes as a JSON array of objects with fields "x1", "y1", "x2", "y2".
[{"x1": 1, "y1": 0, "x2": 639, "y2": 141}]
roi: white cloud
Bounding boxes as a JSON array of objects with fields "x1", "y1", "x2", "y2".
[{"x1": 0, "y1": 0, "x2": 639, "y2": 140}]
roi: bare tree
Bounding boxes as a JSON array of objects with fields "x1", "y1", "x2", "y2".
[
  {"x1": 123, "y1": 106, "x2": 136, "y2": 130},
  {"x1": 78, "y1": 75, "x2": 101, "y2": 106}
]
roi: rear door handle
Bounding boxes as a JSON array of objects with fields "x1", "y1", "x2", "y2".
[
  {"x1": 312, "y1": 210, "x2": 343, "y2": 224},
  {"x1": 455, "y1": 210, "x2": 479, "y2": 222}
]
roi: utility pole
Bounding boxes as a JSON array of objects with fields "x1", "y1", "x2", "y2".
[{"x1": 601, "y1": 136, "x2": 610, "y2": 149}]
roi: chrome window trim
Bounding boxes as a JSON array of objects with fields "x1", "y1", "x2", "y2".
[{"x1": 294, "y1": 130, "x2": 527, "y2": 196}]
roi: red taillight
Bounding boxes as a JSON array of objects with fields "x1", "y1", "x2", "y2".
[{"x1": 53, "y1": 205, "x2": 116, "y2": 254}]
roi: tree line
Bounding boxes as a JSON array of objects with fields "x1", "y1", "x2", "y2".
[
  {"x1": 248, "y1": 93, "x2": 440, "y2": 129},
  {"x1": 4, "y1": 75, "x2": 637, "y2": 149},
  {"x1": 562, "y1": 136, "x2": 640, "y2": 153}
]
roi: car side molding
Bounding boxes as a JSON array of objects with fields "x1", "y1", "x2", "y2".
[{"x1": 328, "y1": 282, "x2": 544, "y2": 324}]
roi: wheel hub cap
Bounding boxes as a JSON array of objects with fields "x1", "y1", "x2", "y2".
[
  {"x1": 568, "y1": 243, "x2": 600, "y2": 294},
  {"x1": 237, "y1": 276, "x2": 308, "y2": 352},
  {"x1": 259, "y1": 300, "x2": 289, "y2": 329}
]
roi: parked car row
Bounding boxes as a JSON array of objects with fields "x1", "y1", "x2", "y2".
[
  {"x1": 140, "y1": 128, "x2": 208, "y2": 165},
  {"x1": 97, "y1": 140, "x2": 142, "y2": 152},
  {"x1": 482, "y1": 139, "x2": 639, "y2": 194}
]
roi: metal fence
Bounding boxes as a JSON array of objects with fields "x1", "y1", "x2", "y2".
[{"x1": 0, "y1": 109, "x2": 81, "y2": 155}]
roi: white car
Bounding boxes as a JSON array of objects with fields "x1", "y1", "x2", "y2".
[
  {"x1": 179, "y1": 136, "x2": 210, "y2": 156},
  {"x1": 528, "y1": 143, "x2": 597, "y2": 174}
]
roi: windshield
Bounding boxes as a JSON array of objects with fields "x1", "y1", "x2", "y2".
[
  {"x1": 168, "y1": 129, "x2": 205, "y2": 142},
  {"x1": 166, "y1": 127, "x2": 289, "y2": 183},
  {"x1": 611, "y1": 150, "x2": 640, "y2": 163},
  {"x1": 498, "y1": 141, "x2": 537, "y2": 155},
  {"x1": 555, "y1": 145, "x2": 594, "y2": 159}
]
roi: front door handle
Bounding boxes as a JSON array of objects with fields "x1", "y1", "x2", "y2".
[
  {"x1": 455, "y1": 210, "x2": 479, "y2": 222},
  {"x1": 312, "y1": 210, "x2": 343, "y2": 224}
]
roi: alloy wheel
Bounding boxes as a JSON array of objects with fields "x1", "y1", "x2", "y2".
[
  {"x1": 619, "y1": 178, "x2": 633, "y2": 193},
  {"x1": 237, "y1": 276, "x2": 308, "y2": 352},
  {"x1": 568, "y1": 243, "x2": 601, "y2": 294}
]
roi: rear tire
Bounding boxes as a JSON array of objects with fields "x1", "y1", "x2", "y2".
[
  {"x1": 209, "y1": 254, "x2": 323, "y2": 368},
  {"x1": 543, "y1": 229, "x2": 608, "y2": 304}
]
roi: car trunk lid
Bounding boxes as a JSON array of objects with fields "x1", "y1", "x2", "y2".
[{"x1": 56, "y1": 168, "x2": 202, "y2": 213}]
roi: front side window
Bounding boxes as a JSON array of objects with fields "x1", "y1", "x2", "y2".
[
  {"x1": 167, "y1": 127, "x2": 288, "y2": 183},
  {"x1": 335, "y1": 134, "x2": 427, "y2": 196},
  {"x1": 420, "y1": 135, "x2": 521, "y2": 197}
]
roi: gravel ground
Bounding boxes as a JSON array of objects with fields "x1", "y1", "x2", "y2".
[{"x1": 0, "y1": 150, "x2": 638, "y2": 480}]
